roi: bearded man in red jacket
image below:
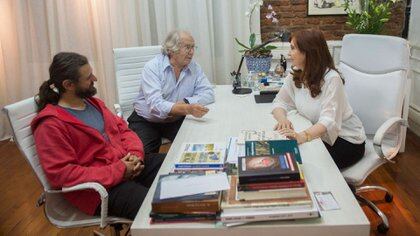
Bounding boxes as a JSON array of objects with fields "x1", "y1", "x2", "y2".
[{"x1": 31, "y1": 52, "x2": 164, "y2": 220}]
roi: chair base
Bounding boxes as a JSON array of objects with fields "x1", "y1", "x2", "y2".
[
  {"x1": 94, "y1": 223, "x2": 130, "y2": 236},
  {"x1": 351, "y1": 185, "x2": 393, "y2": 234}
]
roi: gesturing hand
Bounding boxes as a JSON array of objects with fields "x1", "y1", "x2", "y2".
[
  {"x1": 278, "y1": 128, "x2": 306, "y2": 144},
  {"x1": 274, "y1": 118, "x2": 293, "y2": 131},
  {"x1": 188, "y1": 104, "x2": 209, "y2": 118}
]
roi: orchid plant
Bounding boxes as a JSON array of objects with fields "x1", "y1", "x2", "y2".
[{"x1": 235, "y1": 1, "x2": 279, "y2": 58}]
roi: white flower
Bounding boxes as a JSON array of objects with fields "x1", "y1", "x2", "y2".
[
  {"x1": 265, "y1": 9, "x2": 279, "y2": 24},
  {"x1": 268, "y1": 4, "x2": 273, "y2": 10},
  {"x1": 245, "y1": 11, "x2": 250, "y2": 16}
]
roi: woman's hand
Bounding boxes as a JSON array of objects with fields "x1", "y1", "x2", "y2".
[
  {"x1": 278, "y1": 128, "x2": 306, "y2": 144},
  {"x1": 274, "y1": 118, "x2": 294, "y2": 131}
]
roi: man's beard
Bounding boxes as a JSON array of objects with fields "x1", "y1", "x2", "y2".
[{"x1": 75, "y1": 83, "x2": 97, "y2": 98}]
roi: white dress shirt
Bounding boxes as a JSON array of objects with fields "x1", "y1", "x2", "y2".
[
  {"x1": 133, "y1": 53, "x2": 215, "y2": 122},
  {"x1": 273, "y1": 69, "x2": 366, "y2": 145}
]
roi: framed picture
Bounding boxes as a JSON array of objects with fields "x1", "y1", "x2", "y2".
[{"x1": 307, "y1": 0, "x2": 360, "y2": 16}]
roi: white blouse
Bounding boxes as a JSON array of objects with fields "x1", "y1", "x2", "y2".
[{"x1": 273, "y1": 69, "x2": 366, "y2": 145}]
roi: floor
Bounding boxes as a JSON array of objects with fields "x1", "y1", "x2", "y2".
[{"x1": 0, "y1": 132, "x2": 419, "y2": 235}]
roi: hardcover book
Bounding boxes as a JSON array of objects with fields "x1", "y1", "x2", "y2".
[
  {"x1": 238, "y1": 153, "x2": 300, "y2": 184},
  {"x1": 150, "y1": 212, "x2": 217, "y2": 224},
  {"x1": 220, "y1": 203, "x2": 319, "y2": 224},
  {"x1": 174, "y1": 143, "x2": 226, "y2": 170},
  {"x1": 245, "y1": 139, "x2": 302, "y2": 164},
  {"x1": 238, "y1": 178, "x2": 305, "y2": 191},
  {"x1": 220, "y1": 176, "x2": 319, "y2": 224},
  {"x1": 152, "y1": 174, "x2": 222, "y2": 214},
  {"x1": 221, "y1": 176, "x2": 312, "y2": 209},
  {"x1": 236, "y1": 181, "x2": 308, "y2": 201}
]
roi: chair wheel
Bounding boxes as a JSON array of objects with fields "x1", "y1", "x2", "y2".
[
  {"x1": 377, "y1": 223, "x2": 389, "y2": 234},
  {"x1": 385, "y1": 193, "x2": 393, "y2": 203}
]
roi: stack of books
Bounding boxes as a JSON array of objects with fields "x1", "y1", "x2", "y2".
[
  {"x1": 220, "y1": 175, "x2": 318, "y2": 224},
  {"x1": 237, "y1": 152, "x2": 306, "y2": 201},
  {"x1": 219, "y1": 139, "x2": 319, "y2": 224},
  {"x1": 150, "y1": 174, "x2": 222, "y2": 224}
]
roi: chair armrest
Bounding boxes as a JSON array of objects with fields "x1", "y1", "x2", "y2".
[
  {"x1": 373, "y1": 117, "x2": 407, "y2": 162},
  {"x1": 60, "y1": 182, "x2": 109, "y2": 228},
  {"x1": 114, "y1": 104, "x2": 123, "y2": 118}
]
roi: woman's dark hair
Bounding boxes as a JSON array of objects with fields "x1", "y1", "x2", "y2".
[
  {"x1": 289, "y1": 29, "x2": 343, "y2": 98},
  {"x1": 36, "y1": 52, "x2": 88, "y2": 111}
]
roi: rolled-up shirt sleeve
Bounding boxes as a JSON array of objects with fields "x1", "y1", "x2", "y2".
[
  {"x1": 184, "y1": 64, "x2": 215, "y2": 105},
  {"x1": 272, "y1": 75, "x2": 296, "y2": 112},
  {"x1": 317, "y1": 76, "x2": 345, "y2": 145},
  {"x1": 141, "y1": 64, "x2": 174, "y2": 119}
]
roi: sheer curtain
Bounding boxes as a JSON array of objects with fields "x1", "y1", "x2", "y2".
[
  {"x1": 408, "y1": 0, "x2": 420, "y2": 135},
  {"x1": 0, "y1": 0, "x2": 258, "y2": 140}
]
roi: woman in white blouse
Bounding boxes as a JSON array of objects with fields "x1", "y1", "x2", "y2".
[{"x1": 272, "y1": 29, "x2": 366, "y2": 169}]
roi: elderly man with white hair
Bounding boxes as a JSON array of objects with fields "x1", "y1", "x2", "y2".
[{"x1": 128, "y1": 30, "x2": 215, "y2": 154}]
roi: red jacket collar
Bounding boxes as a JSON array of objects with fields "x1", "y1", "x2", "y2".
[{"x1": 31, "y1": 97, "x2": 107, "y2": 133}]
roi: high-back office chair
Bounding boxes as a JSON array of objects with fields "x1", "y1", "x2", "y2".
[
  {"x1": 339, "y1": 34, "x2": 410, "y2": 233},
  {"x1": 113, "y1": 46, "x2": 171, "y2": 145},
  {"x1": 113, "y1": 46, "x2": 161, "y2": 120},
  {"x1": 3, "y1": 97, "x2": 131, "y2": 235}
]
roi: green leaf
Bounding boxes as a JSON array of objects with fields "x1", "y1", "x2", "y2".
[
  {"x1": 249, "y1": 33, "x2": 256, "y2": 48},
  {"x1": 235, "y1": 38, "x2": 250, "y2": 50},
  {"x1": 265, "y1": 45, "x2": 277, "y2": 50}
]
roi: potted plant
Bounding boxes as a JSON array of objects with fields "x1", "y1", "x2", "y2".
[
  {"x1": 344, "y1": 0, "x2": 402, "y2": 34},
  {"x1": 235, "y1": 1, "x2": 279, "y2": 73}
]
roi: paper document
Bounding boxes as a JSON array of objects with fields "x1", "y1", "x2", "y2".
[
  {"x1": 226, "y1": 137, "x2": 245, "y2": 164},
  {"x1": 238, "y1": 130, "x2": 286, "y2": 144},
  {"x1": 160, "y1": 172, "x2": 230, "y2": 199},
  {"x1": 314, "y1": 191, "x2": 340, "y2": 211}
]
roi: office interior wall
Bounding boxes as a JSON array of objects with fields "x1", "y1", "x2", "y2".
[{"x1": 260, "y1": 0, "x2": 407, "y2": 42}]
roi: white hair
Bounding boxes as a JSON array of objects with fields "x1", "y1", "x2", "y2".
[{"x1": 161, "y1": 30, "x2": 192, "y2": 55}]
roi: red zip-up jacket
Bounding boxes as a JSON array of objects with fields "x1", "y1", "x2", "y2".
[{"x1": 31, "y1": 97, "x2": 144, "y2": 215}]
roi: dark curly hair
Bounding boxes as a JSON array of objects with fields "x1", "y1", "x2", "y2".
[{"x1": 289, "y1": 29, "x2": 343, "y2": 98}]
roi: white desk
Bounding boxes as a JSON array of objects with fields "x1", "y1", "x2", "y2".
[{"x1": 131, "y1": 85, "x2": 370, "y2": 236}]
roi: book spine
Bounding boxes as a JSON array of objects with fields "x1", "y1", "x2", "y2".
[
  {"x1": 239, "y1": 173, "x2": 301, "y2": 184},
  {"x1": 152, "y1": 201, "x2": 220, "y2": 214},
  {"x1": 174, "y1": 163, "x2": 224, "y2": 169},
  {"x1": 238, "y1": 181, "x2": 305, "y2": 191},
  {"x1": 151, "y1": 218, "x2": 216, "y2": 224},
  {"x1": 221, "y1": 210, "x2": 319, "y2": 223}
]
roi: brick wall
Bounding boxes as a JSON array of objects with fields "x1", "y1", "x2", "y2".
[{"x1": 260, "y1": 0, "x2": 407, "y2": 41}]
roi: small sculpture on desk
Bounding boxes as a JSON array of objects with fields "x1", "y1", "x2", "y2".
[
  {"x1": 230, "y1": 71, "x2": 252, "y2": 94},
  {"x1": 274, "y1": 54, "x2": 287, "y2": 77}
]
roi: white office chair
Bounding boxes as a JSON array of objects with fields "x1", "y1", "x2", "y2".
[
  {"x1": 339, "y1": 34, "x2": 410, "y2": 233},
  {"x1": 113, "y1": 46, "x2": 162, "y2": 120},
  {"x1": 113, "y1": 46, "x2": 170, "y2": 144},
  {"x1": 3, "y1": 97, "x2": 131, "y2": 235}
]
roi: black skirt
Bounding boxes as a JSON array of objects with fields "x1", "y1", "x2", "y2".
[{"x1": 323, "y1": 137, "x2": 365, "y2": 169}]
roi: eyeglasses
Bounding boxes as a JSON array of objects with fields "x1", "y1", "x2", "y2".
[{"x1": 181, "y1": 44, "x2": 197, "y2": 52}]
